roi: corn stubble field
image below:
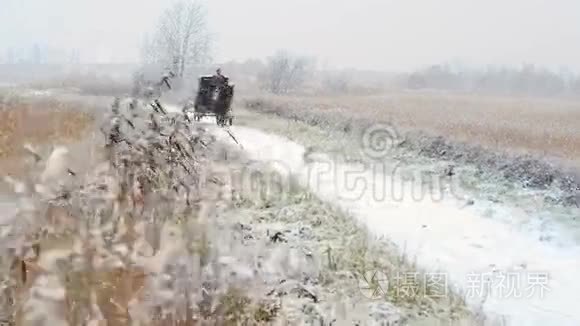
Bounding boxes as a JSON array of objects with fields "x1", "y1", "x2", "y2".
[
  {"x1": 0, "y1": 84, "x2": 498, "y2": 325},
  {"x1": 243, "y1": 92, "x2": 580, "y2": 205},
  {"x1": 245, "y1": 92, "x2": 580, "y2": 165}
]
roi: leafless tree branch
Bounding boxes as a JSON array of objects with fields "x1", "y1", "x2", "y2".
[{"x1": 142, "y1": 0, "x2": 212, "y2": 78}]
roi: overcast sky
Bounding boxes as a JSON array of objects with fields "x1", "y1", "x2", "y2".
[{"x1": 1, "y1": 0, "x2": 580, "y2": 72}]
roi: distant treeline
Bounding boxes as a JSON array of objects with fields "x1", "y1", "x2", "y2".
[
  {"x1": 4, "y1": 58, "x2": 580, "y2": 99},
  {"x1": 404, "y1": 64, "x2": 580, "y2": 97}
]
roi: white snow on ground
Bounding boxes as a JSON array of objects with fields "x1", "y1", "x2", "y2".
[
  {"x1": 120, "y1": 105, "x2": 580, "y2": 325},
  {"x1": 214, "y1": 125, "x2": 580, "y2": 326}
]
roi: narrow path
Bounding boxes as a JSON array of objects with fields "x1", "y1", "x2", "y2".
[{"x1": 222, "y1": 126, "x2": 580, "y2": 326}]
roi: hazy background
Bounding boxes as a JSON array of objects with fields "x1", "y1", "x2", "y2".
[{"x1": 2, "y1": 0, "x2": 580, "y2": 72}]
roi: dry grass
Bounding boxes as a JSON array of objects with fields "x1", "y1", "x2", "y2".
[
  {"x1": 0, "y1": 96, "x2": 94, "y2": 180},
  {"x1": 1, "y1": 80, "x2": 366, "y2": 324},
  {"x1": 0, "y1": 90, "x2": 269, "y2": 324},
  {"x1": 246, "y1": 92, "x2": 580, "y2": 166}
]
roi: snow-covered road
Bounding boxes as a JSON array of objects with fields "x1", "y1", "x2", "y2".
[{"x1": 209, "y1": 122, "x2": 580, "y2": 326}]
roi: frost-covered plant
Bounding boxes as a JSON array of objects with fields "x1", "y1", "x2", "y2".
[{"x1": 0, "y1": 72, "x2": 280, "y2": 325}]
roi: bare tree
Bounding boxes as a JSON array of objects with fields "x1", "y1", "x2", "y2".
[
  {"x1": 263, "y1": 50, "x2": 313, "y2": 94},
  {"x1": 143, "y1": 0, "x2": 212, "y2": 78}
]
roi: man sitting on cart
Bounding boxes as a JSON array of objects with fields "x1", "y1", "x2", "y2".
[{"x1": 212, "y1": 68, "x2": 228, "y2": 87}]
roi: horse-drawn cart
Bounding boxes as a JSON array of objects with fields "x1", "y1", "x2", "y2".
[{"x1": 187, "y1": 75, "x2": 234, "y2": 126}]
